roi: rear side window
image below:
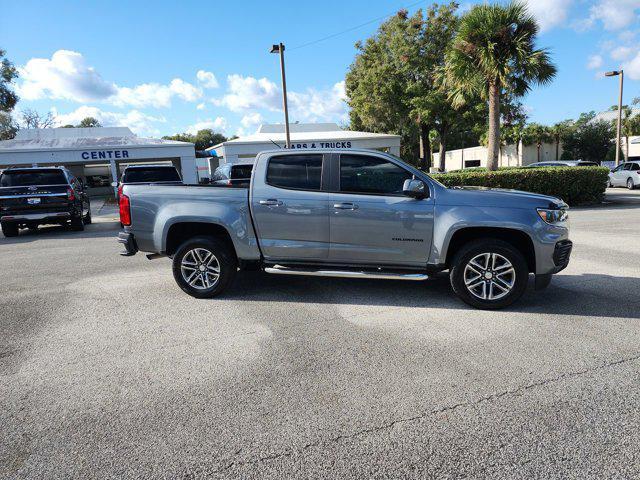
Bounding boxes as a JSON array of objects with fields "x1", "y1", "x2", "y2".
[
  {"x1": 339, "y1": 154, "x2": 412, "y2": 195},
  {"x1": 0, "y1": 169, "x2": 67, "y2": 187},
  {"x1": 231, "y1": 165, "x2": 253, "y2": 179},
  {"x1": 266, "y1": 155, "x2": 322, "y2": 190},
  {"x1": 123, "y1": 167, "x2": 181, "y2": 183},
  {"x1": 631, "y1": 163, "x2": 640, "y2": 171}
]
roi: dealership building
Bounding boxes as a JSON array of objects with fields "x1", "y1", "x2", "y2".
[
  {"x1": 0, "y1": 127, "x2": 198, "y2": 194},
  {"x1": 207, "y1": 123, "x2": 402, "y2": 166}
]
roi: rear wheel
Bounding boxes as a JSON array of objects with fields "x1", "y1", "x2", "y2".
[
  {"x1": 84, "y1": 208, "x2": 92, "y2": 224},
  {"x1": 627, "y1": 178, "x2": 636, "y2": 190},
  {"x1": 450, "y1": 239, "x2": 529, "y2": 309},
  {"x1": 70, "y1": 212, "x2": 85, "y2": 231},
  {"x1": 1, "y1": 222, "x2": 19, "y2": 237},
  {"x1": 172, "y1": 236, "x2": 237, "y2": 298}
]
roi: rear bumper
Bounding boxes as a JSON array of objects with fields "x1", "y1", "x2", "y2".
[
  {"x1": 117, "y1": 231, "x2": 138, "y2": 256},
  {"x1": 0, "y1": 211, "x2": 70, "y2": 223}
]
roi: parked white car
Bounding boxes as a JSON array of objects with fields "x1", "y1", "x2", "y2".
[{"x1": 608, "y1": 162, "x2": 640, "y2": 189}]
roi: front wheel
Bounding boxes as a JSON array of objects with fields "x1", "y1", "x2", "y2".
[
  {"x1": 172, "y1": 236, "x2": 237, "y2": 298},
  {"x1": 450, "y1": 239, "x2": 529, "y2": 309}
]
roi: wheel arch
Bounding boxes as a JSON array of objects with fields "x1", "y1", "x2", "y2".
[
  {"x1": 445, "y1": 227, "x2": 536, "y2": 273},
  {"x1": 165, "y1": 221, "x2": 237, "y2": 259}
]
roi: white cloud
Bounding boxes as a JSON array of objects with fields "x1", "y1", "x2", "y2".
[
  {"x1": 214, "y1": 74, "x2": 280, "y2": 112},
  {"x1": 54, "y1": 106, "x2": 165, "y2": 136},
  {"x1": 196, "y1": 102, "x2": 206, "y2": 111},
  {"x1": 185, "y1": 117, "x2": 227, "y2": 135},
  {"x1": 610, "y1": 46, "x2": 635, "y2": 61},
  {"x1": 622, "y1": 52, "x2": 640, "y2": 80},
  {"x1": 196, "y1": 70, "x2": 219, "y2": 89},
  {"x1": 17, "y1": 50, "x2": 203, "y2": 108},
  {"x1": 525, "y1": 0, "x2": 573, "y2": 32},
  {"x1": 17, "y1": 50, "x2": 117, "y2": 102},
  {"x1": 589, "y1": 0, "x2": 640, "y2": 30},
  {"x1": 214, "y1": 75, "x2": 347, "y2": 124},
  {"x1": 288, "y1": 81, "x2": 348, "y2": 123},
  {"x1": 587, "y1": 54, "x2": 603, "y2": 69},
  {"x1": 113, "y1": 78, "x2": 201, "y2": 108},
  {"x1": 240, "y1": 112, "x2": 264, "y2": 128}
]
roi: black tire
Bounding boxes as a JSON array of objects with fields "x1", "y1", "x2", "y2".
[
  {"x1": 1, "y1": 222, "x2": 19, "y2": 237},
  {"x1": 450, "y1": 239, "x2": 529, "y2": 309},
  {"x1": 84, "y1": 208, "x2": 92, "y2": 225},
  {"x1": 70, "y1": 212, "x2": 85, "y2": 231},
  {"x1": 627, "y1": 178, "x2": 635, "y2": 190},
  {"x1": 172, "y1": 236, "x2": 237, "y2": 299}
]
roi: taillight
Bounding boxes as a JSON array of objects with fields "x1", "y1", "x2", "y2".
[
  {"x1": 119, "y1": 194, "x2": 131, "y2": 226},
  {"x1": 117, "y1": 184, "x2": 123, "y2": 202},
  {"x1": 67, "y1": 188, "x2": 75, "y2": 201}
]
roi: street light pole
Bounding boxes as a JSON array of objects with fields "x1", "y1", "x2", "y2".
[
  {"x1": 605, "y1": 70, "x2": 624, "y2": 166},
  {"x1": 270, "y1": 43, "x2": 291, "y2": 149}
]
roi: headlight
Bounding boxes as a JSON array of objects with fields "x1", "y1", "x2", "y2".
[{"x1": 537, "y1": 208, "x2": 568, "y2": 225}]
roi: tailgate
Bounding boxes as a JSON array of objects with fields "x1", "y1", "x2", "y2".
[{"x1": 0, "y1": 185, "x2": 70, "y2": 215}]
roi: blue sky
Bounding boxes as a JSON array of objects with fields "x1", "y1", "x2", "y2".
[{"x1": 1, "y1": 0, "x2": 639, "y2": 138}]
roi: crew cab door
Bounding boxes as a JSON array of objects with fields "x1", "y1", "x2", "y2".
[
  {"x1": 250, "y1": 153, "x2": 329, "y2": 260},
  {"x1": 328, "y1": 153, "x2": 434, "y2": 266}
]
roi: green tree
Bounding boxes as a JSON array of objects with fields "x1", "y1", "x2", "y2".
[
  {"x1": 346, "y1": 4, "x2": 461, "y2": 168},
  {"x1": 0, "y1": 112, "x2": 18, "y2": 140},
  {"x1": 77, "y1": 117, "x2": 102, "y2": 128},
  {"x1": 444, "y1": 1, "x2": 556, "y2": 170},
  {"x1": 560, "y1": 112, "x2": 613, "y2": 163},
  {"x1": 0, "y1": 48, "x2": 19, "y2": 140},
  {"x1": 162, "y1": 129, "x2": 227, "y2": 150},
  {"x1": 523, "y1": 123, "x2": 552, "y2": 162}
]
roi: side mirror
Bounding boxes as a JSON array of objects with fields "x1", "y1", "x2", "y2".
[{"x1": 403, "y1": 179, "x2": 427, "y2": 199}]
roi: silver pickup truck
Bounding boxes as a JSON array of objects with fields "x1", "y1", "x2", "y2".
[{"x1": 118, "y1": 149, "x2": 572, "y2": 309}]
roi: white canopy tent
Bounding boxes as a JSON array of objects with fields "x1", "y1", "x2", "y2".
[
  {"x1": 0, "y1": 127, "x2": 197, "y2": 194},
  {"x1": 207, "y1": 123, "x2": 401, "y2": 168}
]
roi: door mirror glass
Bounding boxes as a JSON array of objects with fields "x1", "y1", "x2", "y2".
[{"x1": 403, "y1": 179, "x2": 427, "y2": 199}]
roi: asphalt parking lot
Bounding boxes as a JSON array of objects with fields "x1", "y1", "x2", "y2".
[{"x1": 1, "y1": 189, "x2": 640, "y2": 479}]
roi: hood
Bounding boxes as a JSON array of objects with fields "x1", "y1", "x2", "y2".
[{"x1": 442, "y1": 186, "x2": 565, "y2": 208}]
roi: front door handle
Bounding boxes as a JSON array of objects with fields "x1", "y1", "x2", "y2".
[
  {"x1": 259, "y1": 199, "x2": 283, "y2": 206},
  {"x1": 333, "y1": 202, "x2": 358, "y2": 210}
]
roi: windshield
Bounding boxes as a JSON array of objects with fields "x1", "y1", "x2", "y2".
[
  {"x1": 0, "y1": 169, "x2": 67, "y2": 187},
  {"x1": 123, "y1": 167, "x2": 181, "y2": 183}
]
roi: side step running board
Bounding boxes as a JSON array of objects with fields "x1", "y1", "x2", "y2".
[{"x1": 264, "y1": 265, "x2": 428, "y2": 281}]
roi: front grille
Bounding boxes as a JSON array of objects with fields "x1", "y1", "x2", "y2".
[{"x1": 553, "y1": 240, "x2": 573, "y2": 267}]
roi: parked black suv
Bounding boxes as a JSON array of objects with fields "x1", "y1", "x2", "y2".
[
  {"x1": 210, "y1": 163, "x2": 253, "y2": 186},
  {"x1": 0, "y1": 167, "x2": 91, "y2": 237}
]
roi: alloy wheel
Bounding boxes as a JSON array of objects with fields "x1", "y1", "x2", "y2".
[
  {"x1": 180, "y1": 248, "x2": 221, "y2": 289},
  {"x1": 463, "y1": 252, "x2": 515, "y2": 301}
]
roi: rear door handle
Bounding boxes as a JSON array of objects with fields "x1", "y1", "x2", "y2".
[
  {"x1": 259, "y1": 199, "x2": 283, "y2": 206},
  {"x1": 333, "y1": 202, "x2": 358, "y2": 210}
]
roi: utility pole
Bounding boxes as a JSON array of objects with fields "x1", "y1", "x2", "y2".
[
  {"x1": 270, "y1": 43, "x2": 291, "y2": 148},
  {"x1": 605, "y1": 70, "x2": 624, "y2": 166}
]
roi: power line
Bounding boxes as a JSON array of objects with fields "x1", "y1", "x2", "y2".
[{"x1": 289, "y1": 0, "x2": 426, "y2": 51}]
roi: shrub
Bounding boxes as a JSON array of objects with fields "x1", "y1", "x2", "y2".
[{"x1": 431, "y1": 167, "x2": 609, "y2": 206}]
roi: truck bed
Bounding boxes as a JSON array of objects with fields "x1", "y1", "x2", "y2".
[{"x1": 122, "y1": 183, "x2": 260, "y2": 260}]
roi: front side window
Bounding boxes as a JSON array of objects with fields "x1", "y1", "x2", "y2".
[
  {"x1": 266, "y1": 154, "x2": 322, "y2": 190},
  {"x1": 339, "y1": 154, "x2": 412, "y2": 195}
]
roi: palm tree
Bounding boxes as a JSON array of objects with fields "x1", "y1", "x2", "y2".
[
  {"x1": 550, "y1": 121, "x2": 572, "y2": 160},
  {"x1": 523, "y1": 123, "x2": 552, "y2": 162},
  {"x1": 444, "y1": 1, "x2": 556, "y2": 170}
]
